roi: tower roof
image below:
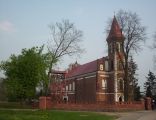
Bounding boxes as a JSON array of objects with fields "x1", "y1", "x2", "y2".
[{"x1": 107, "y1": 16, "x2": 124, "y2": 41}]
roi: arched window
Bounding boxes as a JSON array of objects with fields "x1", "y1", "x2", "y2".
[
  {"x1": 69, "y1": 84, "x2": 72, "y2": 91},
  {"x1": 72, "y1": 82, "x2": 75, "y2": 91},
  {"x1": 105, "y1": 60, "x2": 109, "y2": 71},
  {"x1": 66, "y1": 85, "x2": 68, "y2": 91},
  {"x1": 118, "y1": 61, "x2": 123, "y2": 70},
  {"x1": 116, "y1": 42, "x2": 121, "y2": 52},
  {"x1": 118, "y1": 79, "x2": 123, "y2": 91},
  {"x1": 102, "y1": 79, "x2": 107, "y2": 89}
]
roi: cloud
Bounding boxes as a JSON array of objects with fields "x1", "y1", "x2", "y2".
[{"x1": 0, "y1": 20, "x2": 15, "y2": 32}]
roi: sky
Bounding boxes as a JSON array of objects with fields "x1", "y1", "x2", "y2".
[{"x1": 0, "y1": 0, "x2": 156, "y2": 91}]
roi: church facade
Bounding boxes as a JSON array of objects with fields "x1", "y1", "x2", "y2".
[{"x1": 50, "y1": 16, "x2": 125, "y2": 103}]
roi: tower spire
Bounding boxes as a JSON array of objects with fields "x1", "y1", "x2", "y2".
[{"x1": 107, "y1": 16, "x2": 124, "y2": 41}]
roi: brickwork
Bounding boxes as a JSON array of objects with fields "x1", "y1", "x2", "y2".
[
  {"x1": 145, "y1": 97, "x2": 152, "y2": 110},
  {"x1": 75, "y1": 77, "x2": 96, "y2": 103},
  {"x1": 49, "y1": 16, "x2": 129, "y2": 104},
  {"x1": 52, "y1": 101, "x2": 145, "y2": 112},
  {"x1": 38, "y1": 97, "x2": 153, "y2": 111},
  {"x1": 39, "y1": 96, "x2": 52, "y2": 110}
]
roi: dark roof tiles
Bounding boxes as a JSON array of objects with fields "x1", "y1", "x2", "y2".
[{"x1": 107, "y1": 16, "x2": 124, "y2": 40}]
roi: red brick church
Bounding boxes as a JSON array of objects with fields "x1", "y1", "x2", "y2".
[{"x1": 50, "y1": 16, "x2": 125, "y2": 104}]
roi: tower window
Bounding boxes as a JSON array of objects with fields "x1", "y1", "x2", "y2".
[
  {"x1": 116, "y1": 42, "x2": 121, "y2": 52},
  {"x1": 105, "y1": 61, "x2": 109, "y2": 71},
  {"x1": 118, "y1": 79, "x2": 124, "y2": 91},
  {"x1": 102, "y1": 79, "x2": 107, "y2": 89},
  {"x1": 118, "y1": 61, "x2": 123, "y2": 70}
]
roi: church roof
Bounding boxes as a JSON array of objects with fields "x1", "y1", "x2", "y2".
[
  {"x1": 107, "y1": 16, "x2": 124, "y2": 40},
  {"x1": 66, "y1": 57, "x2": 105, "y2": 78}
]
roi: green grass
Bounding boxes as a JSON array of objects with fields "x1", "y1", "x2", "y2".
[
  {"x1": 0, "y1": 102, "x2": 32, "y2": 109},
  {"x1": 0, "y1": 109, "x2": 116, "y2": 120}
]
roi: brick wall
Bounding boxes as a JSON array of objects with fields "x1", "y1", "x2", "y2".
[
  {"x1": 39, "y1": 96, "x2": 153, "y2": 111},
  {"x1": 75, "y1": 77, "x2": 96, "y2": 103},
  {"x1": 39, "y1": 96, "x2": 51, "y2": 110},
  {"x1": 52, "y1": 101, "x2": 145, "y2": 112}
]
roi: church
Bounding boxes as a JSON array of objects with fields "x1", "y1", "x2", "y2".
[{"x1": 50, "y1": 16, "x2": 125, "y2": 104}]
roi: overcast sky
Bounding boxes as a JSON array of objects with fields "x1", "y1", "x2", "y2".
[{"x1": 0, "y1": 0, "x2": 156, "y2": 91}]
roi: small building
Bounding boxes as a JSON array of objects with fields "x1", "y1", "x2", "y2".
[{"x1": 50, "y1": 16, "x2": 125, "y2": 104}]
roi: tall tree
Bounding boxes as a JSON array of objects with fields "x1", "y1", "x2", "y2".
[
  {"x1": 152, "y1": 32, "x2": 156, "y2": 69},
  {"x1": 106, "y1": 10, "x2": 146, "y2": 101},
  {"x1": 144, "y1": 71, "x2": 156, "y2": 98},
  {"x1": 152, "y1": 32, "x2": 156, "y2": 49},
  {"x1": 0, "y1": 46, "x2": 48, "y2": 102},
  {"x1": 128, "y1": 57, "x2": 141, "y2": 101},
  {"x1": 46, "y1": 20, "x2": 84, "y2": 94}
]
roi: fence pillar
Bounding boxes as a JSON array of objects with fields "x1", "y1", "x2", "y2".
[
  {"x1": 145, "y1": 97, "x2": 152, "y2": 110},
  {"x1": 39, "y1": 96, "x2": 51, "y2": 110}
]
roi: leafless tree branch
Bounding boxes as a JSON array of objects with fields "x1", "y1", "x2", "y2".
[
  {"x1": 47, "y1": 19, "x2": 84, "y2": 72},
  {"x1": 106, "y1": 9, "x2": 146, "y2": 101}
]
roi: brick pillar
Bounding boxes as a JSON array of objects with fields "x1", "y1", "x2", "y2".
[
  {"x1": 140, "y1": 98, "x2": 145, "y2": 109},
  {"x1": 39, "y1": 96, "x2": 52, "y2": 110},
  {"x1": 145, "y1": 97, "x2": 152, "y2": 110}
]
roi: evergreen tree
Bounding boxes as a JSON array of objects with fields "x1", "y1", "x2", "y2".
[
  {"x1": 128, "y1": 57, "x2": 141, "y2": 101},
  {"x1": 144, "y1": 71, "x2": 156, "y2": 98}
]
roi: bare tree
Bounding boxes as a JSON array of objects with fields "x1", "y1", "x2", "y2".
[
  {"x1": 48, "y1": 19, "x2": 83, "y2": 70},
  {"x1": 152, "y1": 32, "x2": 156, "y2": 48},
  {"x1": 46, "y1": 20, "x2": 84, "y2": 94},
  {"x1": 106, "y1": 10, "x2": 146, "y2": 101},
  {"x1": 152, "y1": 32, "x2": 156, "y2": 69}
]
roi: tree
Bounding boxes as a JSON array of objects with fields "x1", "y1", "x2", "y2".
[
  {"x1": 0, "y1": 78, "x2": 7, "y2": 101},
  {"x1": 152, "y1": 32, "x2": 156, "y2": 49},
  {"x1": 152, "y1": 32, "x2": 156, "y2": 69},
  {"x1": 144, "y1": 71, "x2": 156, "y2": 98},
  {"x1": 0, "y1": 46, "x2": 48, "y2": 102},
  {"x1": 128, "y1": 57, "x2": 141, "y2": 101},
  {"x1": 46, "y1": 20, "x2": 84, "y2": 94},
  {"x1": 106, "y1": 9, "x2": 146, "y2": 101}
]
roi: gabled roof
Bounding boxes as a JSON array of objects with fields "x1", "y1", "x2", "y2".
[
  {"x1": 107, "y1": 16, "x2": 124, "y2": 41},
  {"x1": 65, "y1": 57, "x2": 105, "y2": 78}
]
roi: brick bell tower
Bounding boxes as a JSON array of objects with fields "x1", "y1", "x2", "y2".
[{"x1": 107, "y1": 16, "x2": 125, "y2": 102}]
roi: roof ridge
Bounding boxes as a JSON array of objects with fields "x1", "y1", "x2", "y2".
[{"x1": 65, "y1": 57, "x2": 106, "y2": 78}]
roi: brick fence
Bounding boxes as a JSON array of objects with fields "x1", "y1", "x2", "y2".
[
  {"x1": 52, "y1": 101, "x2": 145, "y2": 112},
  {"x1": 39, "y1": 96, "x2": 51, "y2": 110},
  {"x1": 39, "y1": 97, "x2": 152, "y2": 111}
]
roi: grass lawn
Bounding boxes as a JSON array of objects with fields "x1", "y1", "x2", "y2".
[{"x1": 0, "y1": 109, "x2": 116, "y2": 120}]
